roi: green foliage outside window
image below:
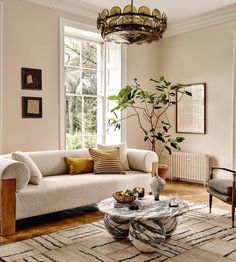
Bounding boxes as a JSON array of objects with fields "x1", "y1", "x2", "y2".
[{"x1": 64, "y1": 37, "x2": 100, "y2": 149}]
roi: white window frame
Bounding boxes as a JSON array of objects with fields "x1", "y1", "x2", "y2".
[
  {"x1": 232, "y1": 27, "x2": 236, "y2": 169},
  {"x1": 0, "y1": 2, "x2": 3, "y2": 153},
  {"x1": 59, "y1": 18, "x2": 127, "y2": 149}
]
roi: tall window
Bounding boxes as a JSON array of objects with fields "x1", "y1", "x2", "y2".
[{"x1": 63, "y1": 25, "x2": 122, "y2": 149}]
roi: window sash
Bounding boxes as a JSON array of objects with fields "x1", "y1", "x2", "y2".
[
  {"x1": 60, "y1": 21, "x2": 124, "y2": 149},
  {"x1": 64, "y1": 35, "x2": 104, "y2": 149}
]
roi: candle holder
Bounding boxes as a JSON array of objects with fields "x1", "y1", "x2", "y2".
[{"x1": 133, "y1": 187, "x2": 145, "y2": 199}]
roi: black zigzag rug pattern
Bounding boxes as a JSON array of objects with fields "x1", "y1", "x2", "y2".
[{"x1": 0, "y1": 202, "x2": 236, "y2": 262}]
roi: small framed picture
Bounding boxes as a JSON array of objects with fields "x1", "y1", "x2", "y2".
[
  {"x1": 22, "y1": 97, "x2": 42, "y2": 118},
  {"x1": 21, "y1": 67, "x2": 42, "y2": 90}
]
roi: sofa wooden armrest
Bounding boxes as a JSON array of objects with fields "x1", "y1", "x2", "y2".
[
  {"x1": 0, "y1": 158, "x2": 30, "y2": 236},
  {"x1": 0, "y1": 179, "x2": 16, "y2": 235}
]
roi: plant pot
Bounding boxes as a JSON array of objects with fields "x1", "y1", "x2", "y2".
[{"x1": 158, "y1": 164, "x2": 169, "y2": 179}]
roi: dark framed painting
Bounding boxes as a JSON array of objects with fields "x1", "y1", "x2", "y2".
[
  {"x1": 176, "y1": 83, "x2": 206, "y2": 134},
  {"x1": 22, "y1": 97, "x2": 42, "y2": 118},
  {"x1": 21, "y1": 67, "x2": 42, "y2": 90}
]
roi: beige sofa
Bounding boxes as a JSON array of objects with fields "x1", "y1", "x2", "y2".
[{"x1": 0, "y1": 148, "x2": 158, "y2": 235}]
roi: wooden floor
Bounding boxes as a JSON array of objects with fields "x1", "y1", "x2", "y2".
[{"x1": 0, "y1": 181, "x2": 231, "y2": 245}]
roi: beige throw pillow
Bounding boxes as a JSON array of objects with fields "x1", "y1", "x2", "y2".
[
  {"x1": 89, "y1": 148, "x2": 125, "y2": 174},
  {"x1": 97, "y1": 142, "x2": 129, "y2": 170},
  {"x1": 12, "y1": 151, "x2": 43, "y2": 185}
]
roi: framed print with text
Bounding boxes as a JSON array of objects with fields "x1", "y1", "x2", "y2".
[{"x1": 176, "y1": 83, "x2": 206, "y2": 134}]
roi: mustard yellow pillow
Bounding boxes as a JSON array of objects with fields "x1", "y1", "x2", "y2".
[
  {"x1": 89, "y1": 148, "x2": 125, "y2": 174},
  {"x1": 64, "y1": 157, "x2": 94, "y2": 175}
]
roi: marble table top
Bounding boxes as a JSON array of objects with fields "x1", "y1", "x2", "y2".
[{"x1": 98, "y1": 195, "x2": 189, "y2": 220}]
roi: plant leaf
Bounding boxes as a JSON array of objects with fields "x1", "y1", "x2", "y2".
[
  {"x1": 161, "y1": 121, "x2": 170, "y2": 126},
  {"x1": 155, "y1": 135, "x2": 165, "y2": 143},
  {"x1": 165, "y1": 146, "x2": 172, "y2": 155},
  {"x1": 160, "y1": 76, "x2": 165, "y2": 81},
  {"x1": 108, "y1": 95, "x2": 119, "y2": 100},
  {"x1": 170, "y1": 142, "x2": 178, "y2": 149},
  {"x1": 176, "y1": 137, "x2": 185, "y2": 143},
  {"x1": 163, "y1": 126, "x2": 168, "y2": 132},
  {"x1": 185, "y1": 91, "x2": 192, "y2": 96}
]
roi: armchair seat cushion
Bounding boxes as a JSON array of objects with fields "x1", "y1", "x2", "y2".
[
  {"x1": 208, "y1": 179, "x2": 233, "y2": 196},
  {"x1": 207, "y1": 188, "x2": 231, "y2": 203}
]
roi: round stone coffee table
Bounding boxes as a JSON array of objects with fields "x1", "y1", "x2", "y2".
[{"x1": 98, "y1": 195, "x2": 189, "y2": 252}]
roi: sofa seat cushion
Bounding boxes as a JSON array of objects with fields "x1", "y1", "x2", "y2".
[
  {"x1": 16, "y1": 171, "x2": 152, "y2": 219},
  {"x1": 208, "y1": 179, "x2": 233, "y2": 196}
]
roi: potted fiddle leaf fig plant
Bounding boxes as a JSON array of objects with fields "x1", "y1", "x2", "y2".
[{"x1": 108, "y1": 76, "x2": 192, "y2": 178}]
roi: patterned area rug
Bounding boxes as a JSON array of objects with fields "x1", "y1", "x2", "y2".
[{"x1": 0, "y1": 202, "x2": 236, "y2": 262}]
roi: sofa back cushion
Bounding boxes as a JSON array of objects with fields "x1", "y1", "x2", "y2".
[{"x1": 27, "y1": 149, "x2": 90, "y2": 176}]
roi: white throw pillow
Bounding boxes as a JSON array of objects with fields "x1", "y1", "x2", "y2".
[
  {"x1": 97, "y1": 142, "x2": 129, "y2": 170},
  {"x1": 12, "y1": 151, "x2": 43, "y2": 185}
]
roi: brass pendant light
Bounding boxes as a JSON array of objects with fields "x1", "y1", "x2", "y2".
[{"x1": 97, "y1": 0, "x2": 167, "y2": 45}]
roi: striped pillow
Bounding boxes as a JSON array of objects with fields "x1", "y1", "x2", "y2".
[{"x1": 89, "y1": 148, "x2": 125, "y2": 174}]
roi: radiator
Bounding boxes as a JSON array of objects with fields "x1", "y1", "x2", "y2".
[{"x1": 169, "y1": 152, "x2": 210, "y2": 185}]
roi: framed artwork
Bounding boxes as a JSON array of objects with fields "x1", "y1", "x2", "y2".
[
  {"x1": 22, "y1": 97, "x2": 42, "y2": 118},
  {"x1": 176, "y1": 83, "x2": 206, "y2": 134},
  {"x1": 21, "y1": 67, "x2": 42, "y2": 90}
]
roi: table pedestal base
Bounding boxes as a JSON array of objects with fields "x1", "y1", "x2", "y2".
[
  {"x1": 104, "y1": 214, "x2": 130, "y2": 239},
  {"x1": 104, "y1": 215, "x2": 178, "y2": 252},
  {"x1": 129, "y1": 219, "x2": 166, "y2": 252}
]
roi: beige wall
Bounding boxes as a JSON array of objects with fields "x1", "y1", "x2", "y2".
[
  {"x1": 2, "y1": 0, "x2": 94, "y2": 153},
  {"x1": 2, "y1": 0, "x2": 236, "y2": 169},
  {"x1": 159, "y1": 21, "x2": 236, "y2": 167},
  {"x1": 2, "y1": 0, "x2": 160, "y2": 153},
  {"x1": 126, "y1": 21, "x2": 236, "y2": 168},
  {"x1": 126, "y1": 43, "x2": 161, "y2": 150}
]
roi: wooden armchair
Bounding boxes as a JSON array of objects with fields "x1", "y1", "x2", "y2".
[{"x1": 207, "y1": 167, "x2": 236, "y2": 227}]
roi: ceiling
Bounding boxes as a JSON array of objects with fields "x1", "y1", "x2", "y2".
[{"x1": 75, "y1": 0, "x2": 236, "y2": 23}]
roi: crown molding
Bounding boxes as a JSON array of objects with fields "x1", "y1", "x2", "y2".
[
  {"x1": 22, "y1": 1, "x2": 236, "y2": 37},
  {"x1": 165, "y1": 3, "x2": 236, "y2": 37},
  {"x1": 22, "y1": 0, "x2": 98, "y2": 22}
]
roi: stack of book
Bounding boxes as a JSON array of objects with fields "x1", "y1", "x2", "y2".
[{"x1": 113, "y1": 201, "x2": 139, "y2": 210}]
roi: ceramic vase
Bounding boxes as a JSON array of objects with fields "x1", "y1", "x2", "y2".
[{"x1": 150, "y1": 173, "x2": 166, "y2": 201}]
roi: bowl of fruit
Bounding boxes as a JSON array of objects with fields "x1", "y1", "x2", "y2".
[{"x1": 113, "y1": 190, "x2": 137, "y2": 203}]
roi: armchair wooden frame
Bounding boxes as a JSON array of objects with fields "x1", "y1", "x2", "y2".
[{"x1": 209, "y1": 166, "x2": 236, "y2": 228}]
